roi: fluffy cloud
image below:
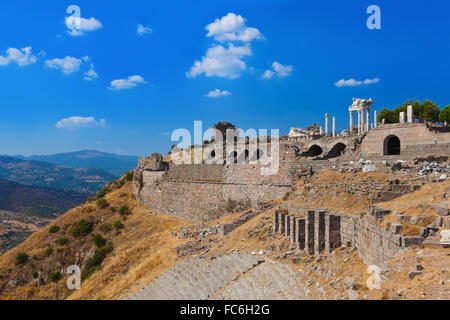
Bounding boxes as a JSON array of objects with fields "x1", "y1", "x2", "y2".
[
  {"x1": 204, "y1": 89, "x2": 232, "y2": 98},
  {"x1": 187, "y1": 13, "x2": 262, "y2": 79},
  {"x1": 334, "y1": 78, "x2": 380, "y2": 87},
  {"x1": 65, "y1": 16, "x2": 103, "y2": 36},
  {"x1": 45, "y1": 56, "x2": 82, "y2": 74},
  {"x1": 263, "y1": 61, "x2": 293, "y2": 79},
  {"x1": 108, "y1": 75, "x2": 146, "y2": 90},
  {"x1": 137, "y1": 24, "x2": 153, "y2": 36},
  {"x1": 0, "y1": 46, "x2": 38, "y2": 67},
  {"x1": 206, "y1": 13, "x2": 263, "y2": 42},
  {"x1": 55, "y1": 116, "x2": 106, "y2": 129},
  {"x1": 84, "y1": 64, "x2": 99, "y2": 81},
  {"x1": 187, "y1": 43, "x2": 251, "y2": 79}
]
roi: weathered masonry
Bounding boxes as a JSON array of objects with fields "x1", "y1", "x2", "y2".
[
  {"x1": 134, "y1": 148, "x2": 296, "y2": 222},
  {"x1": 273, "y1": 208, "x2": 427, "y2": 266}
]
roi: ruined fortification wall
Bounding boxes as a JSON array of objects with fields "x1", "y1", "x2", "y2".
[
  {"x1": 361, "y1": 123, "x2": 450, "y2": 158},
  {"x1": 275, "y1": 208, "x2": 411, "y2": 267},
  {"x1": 134, "y1": 148, "x2": 296, "y2": 222}
]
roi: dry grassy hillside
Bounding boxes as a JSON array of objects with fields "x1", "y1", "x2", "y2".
[
  {"x1": 0, "y1": 169, "x2": 448, "y2": 300},
  {"x1": 0, "y1": 173, "x2": 193, "y2": 300}
]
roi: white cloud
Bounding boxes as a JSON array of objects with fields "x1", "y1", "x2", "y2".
[
  {"x1": 65, "y1": 16, "x2": 103, "y2": 36},
  {"x1": 187, "y1": 13, "x2": 262, "y2": 79},
  {"x1": 0, "y1": 46, "x2": 38, "y2": 67},
  {"x1": 204, "y1": 89, "x2": 232, "y2": 98},
  {"x1": 137, "y1": 24, "x2": 153, "y2": 36},
  {"x1": 206, "y1": 13, "x2": 263, "y2": 42},
  {"x1": 334, "y1": 77, "x2": 380, "y2": 87},
  {"x1": 187, "y1": 43, "x2": 251, "y2": 79},
  {"x1": 263, "y1": 61, "x2": 293, "y2": 79},
  {"x1": 84, "y1": 64, "x2": 99, "y2": 80},
  {"x1": 108, "y1": 75, "x2": 146, "y2": 90},
  {"x1": 45, "y1": 56, "x2": 83, "y2": 75},
  {"x1": 55, "y1": 116, "x2": 106, "y2": 130}
]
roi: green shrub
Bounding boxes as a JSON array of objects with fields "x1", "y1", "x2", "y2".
[
  {"x1": 15, "y1": 252, "x2": 29, "y2": 265},
  {"x1": 82, "y1": 242, "x2": 114, "y2": 280},
  {"x1": 44, "y1": 247, "x2": 53, "y2": 256},
  {"x1": 70, "y1": 219, "x2": 94, "y2": 237},
  {"x1": 96, "y1": 186, "x2": 109, "y2": 199},
  {"x1": 49, "y1": 271, "x2": 62, "y2": 282},
  {"x1": 92, "y1": 234, "x2": 106, "y2": 248},
  {"x1": 56, "y1": 237, "x2": 69, "y2": 246},
  {"x1": 49, "y1": 225, "x2": 60, "y2": 234},
  {"x1": 118, "y1": 205, "x2": 131, "y2": 216},
  {"x1": 113, "y1": 220, "x2": 124, "y2": 230},
  {"x1": 124, "y1": 171, "x2": 134, "y2": 181},
  {"x1": 96, "y1": 198, "x2": 109, "y2": 209},
  {"x1": 100, "y1": 223, "x2": 112, "y2": 233}
]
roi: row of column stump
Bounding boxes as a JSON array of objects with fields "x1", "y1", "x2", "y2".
[{"x1": 273, "y1": 210, "x2": 342, "y2": 254}]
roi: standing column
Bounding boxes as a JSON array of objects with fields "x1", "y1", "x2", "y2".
[
  {"x1": 332, "y1": 116, "x2": 336, "y2": 137},
  {"x1": 357, "y1": 110, "x2": 361, "y2": 134},
  {"x1": 399, "y1": 111, "x2": 405, "y2": 123},
  {"x1": 349, "y1": 111, "x2": 353, "y2": 133},
  {"x1": 325, "y1": 114, "x2": 329, "y2": 136},
  {"x1": 407, "y1": 105, "x2": 414, "y2": 123},
  {"x1": 374, "y1": 110, "x2": 378, "y2": 128},
  {"x1": 366, "y1": 108, "x2": 370, "y2": 132},
  {"x1": 273, "y1": 210, "x2": 279, "y2": 233},
  {"x1": 305, "y1": 211, "x2": 315, "y2": 254},
  {"x1": 361, "y1": 109, "x2": 365, "y2": 133}
]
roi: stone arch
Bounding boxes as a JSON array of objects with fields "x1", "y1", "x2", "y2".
[
  {"x1": 302, "y1": 144, "x2": 323, "y2": 157},
  {"x1": 384, "y1": 135, "x2": 401, "y2": 155},
  {"x1": 327, "y1": 142, "x2": 346, "y2": 158}
]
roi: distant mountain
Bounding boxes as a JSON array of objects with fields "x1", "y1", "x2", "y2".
[
  {"x1": 0, "y1": 179, "x2": 85, "y2": 218},
  {"x1": 0, "y1": 156, "x2": 116, "y2": 195},
  {"x1": 16, "y1": 150, "x2": 139, "y2": 177}
]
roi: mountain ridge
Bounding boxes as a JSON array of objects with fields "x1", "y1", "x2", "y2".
[
  {"x1": 13, "y1": 150, "x2": 139, "y2": 177},
  {"x1": 0, "y1": 155, "x2": 116, "y2": 195}
]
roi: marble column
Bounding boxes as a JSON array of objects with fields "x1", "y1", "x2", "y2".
[
  {"x1": 332, "y1": 116, "x2": 336, "y2": 137},
  {"x1": 349, "y1": 111, "x2": 353, "y2": 133},
  {"x1": 374, "y1": 110, "x2": 378, "y2": 128},
  {"x1": 325, "y1": 114, "x2": 329, "y2": 136},
  {"x1": 366, "y1": 108, "x2": 370, "y2": 132}
]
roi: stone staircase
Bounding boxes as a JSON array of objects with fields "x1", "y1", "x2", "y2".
[
  {"x1": 125, "y1": 252, "x2": 264, "y2": 300},
  {"x1": 212, "y1": 260, "x2": 306, "y2": 300}
]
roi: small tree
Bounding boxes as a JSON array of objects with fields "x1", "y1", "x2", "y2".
[
  {"x1": 92, "y1": 234, "x2": 106, "y2": 248},
  {"x1": 439, "y1": 105, "x2": 450, "y2": 122},
  {"x1": 97, "y1": 198, "x2": 109, "y2": 209},
  {"x1": 15, "y1": 252, "x2": 29, "y2": 265},
  {"x1": 49, "y1": 225, "x2": 60, "y2": 234}
]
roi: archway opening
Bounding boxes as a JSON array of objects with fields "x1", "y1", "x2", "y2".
[
  {"x1": 302, "y1": 145, "x2": 323, "y2": 157},
  {"x1": 327, "y1": 143, "x2": 346, "y2": 158},
  {"x1": 384, "y1": 135, "x2": 401, "y2": 155}
]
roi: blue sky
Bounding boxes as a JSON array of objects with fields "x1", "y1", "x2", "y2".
[{"x1": 1, "y1": 0, "x2": 449, "y2": 156}]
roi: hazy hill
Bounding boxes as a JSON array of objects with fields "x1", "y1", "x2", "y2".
[
  {"x1": 16, "y1": 150, "x2": 139, "y2": 177},
  {"x1": 0, "y1": 156, "x2": 116, "y2": 195},
  {"x1": 0, "y1": 210, "x2": 50, "y2": 253},
  {"x1": 0, "y1": 179, "x2": 85, "y2": 218}
]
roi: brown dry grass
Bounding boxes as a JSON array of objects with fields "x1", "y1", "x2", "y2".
[
  {"x1": 376, "y1": 180, "x2": 450, "y2": 216},
  {"x1": 0, "y1": 181, "x2": 194, "y2": 300}
]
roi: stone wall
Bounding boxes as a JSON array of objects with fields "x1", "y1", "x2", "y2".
[
  {"x1": 134, "y1": 148, "x2": 296, "y2": 222},
  {"x1": 361, "y1": 123, "x2": 450, "y2": 158},
  {"x1": 274, "y1": 208, "x2": 422, "y2": 267}
]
